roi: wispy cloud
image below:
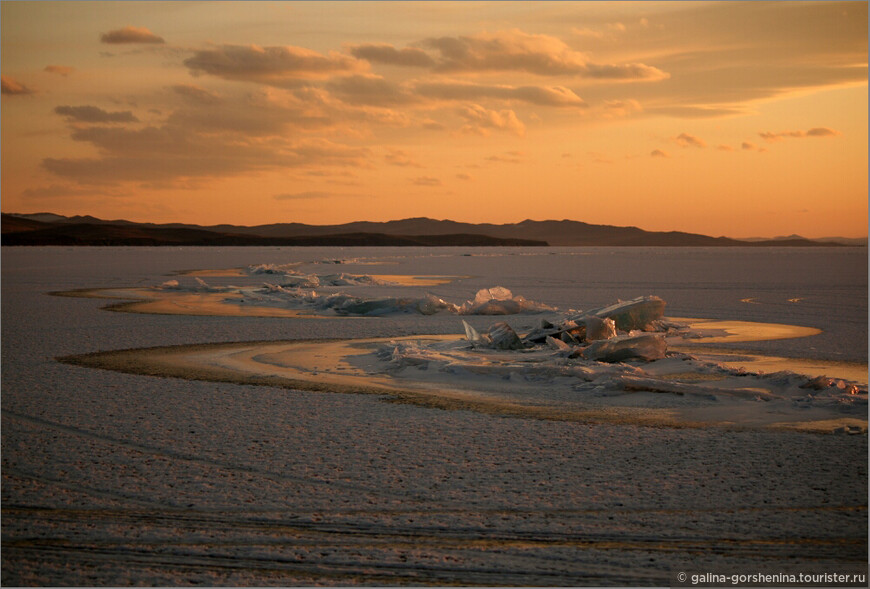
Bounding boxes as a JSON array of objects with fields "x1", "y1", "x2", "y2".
[
  {"x1": 601, "y1": 99, "x2": 642, "y2": 118},
  {"x1": 343, "y1": 30, "x2": 667, "y2": 82},
  {"x1": 44, "y1": 65, "x2": 75, "y2": 76},
  {"x1": 759, "y1": 127, "x2": 840, "y2": 142},
  {"x1": 420, "y1": 30, "x2": 668, "y2": 80},
  {"x1": 184, "y1": 44, "x2": 365, "y2": 86},
  {"x1": 100, "y1": 26, "x2": 165, "y2": 44},
  {"x1": 650, "y1": 149, "x2": 669, "y2": 158},
  {"x1": 415, "y1": 81, "x2": 585, "y2": 107},
  {"x1": 326, "y1": 74, "x2": 416, "y2": 107},
  {"x1": 1, "y1": 75, "x2": 35, "y2": 95},
  {"x1": 412, "y1": 176, "x2": 442, "y2": 186},
  {"x1": 43, "y1": 122, "x2": 370, "y2": 185},
  {"x1": 674, "y1": 133, "x2": 706, "y2": 148},
  {"x1": 54, "y1": 105, "x2": 139, "y2": 123},
  {"x1": 384, "y1": 149, "x2": 422, "y2": 168},
  {"x1": 486, "y1": 151, "x2": 524, "y2": 164},
  {"x1": 171, "y1": 84, "x2": 221, "y2": 105},
  {"x1": 457, "y1": 104, "x2": 525, "y2": 137},
  {"x1": 348, "y1": 43, "x2": 435, "y2": 67}
]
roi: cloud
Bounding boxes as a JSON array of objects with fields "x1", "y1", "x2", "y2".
[
  {"x1": 1, "y1": 75, "x2": 35, "y2": 95},
  {"x1": 43, "y1": 123, "x2": 369, "y2": 185},
  {"x1": 581, "y1": 63, "x2": 669, "y2": 80},
  {"x1": 165, "y1": 84, "x2": 408, "y2": 140},
  {"x1": 183, "y1": 44, "x2": 365, "y2": 86},
  {"x1": 674, "y1": 132, "x2": 706, "y2": 148},
  {"x1": 601, "y1": 99, "x2": 642, "y2": 118},
  {"x1": 326, "y1": 74, "x2": 416, "y2": 106},
  {"x1": 100, "y1": 26, "x2": 165, "y2": 44},
  {"x1": 384, "y1": 149, "x2": 422, "y2": 167},
  {"x1": 805, "y1": 127, "x2": 839, "y2": 137},
  {"x1": 348, "y1": 43, "x2": 435, "y2": 67},
  {"x1": 614, "y1": 2, "x2": 867, "y2": 118},
  {"x1": 457, "y1": 104, "x2": 525, "y2": 136},
  {"x1": 717, "y1": 145, "x2": 733, "y2": 151},
  {"x1": 164, "y1": 89, "x2": 328, "y2": 137},
  {"x1": 421, "y1": 30, "x2": 667, "y2": 80},
  {"x1": 412, "y1": 176, "x2": 442, "y2": 186},
  {"x1": 414, "y1": 81, "x2": 585, "y2": 107},
  {"x1": 456, "y1": 173, "x2": 473, "y2": 180},
  {"x1": 44, "y1": 65, "x2": 74, "y2": 76},
  {"x1": 741, "y1": 142, "x2": 756, "y2": 151},
  {"x1": 759, "y1": 127, "x2": 841, "y2": 141},
  {"x1": 171, "y1": 84, "x2": 221, "y2": 105},
  {"x1": 650, "y1": 149, "x2": 669, "y2": 158},
  {"x1": 646, "y1": 105, "x2": 747, "y2": 119},
  {"x1": 54, "y1": 105, "x2": 139, "y2": 123},
  {"x1": 486, "y1": 151, "x2": 524, "y2": 164}
]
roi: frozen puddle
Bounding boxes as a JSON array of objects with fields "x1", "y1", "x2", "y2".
[{"x1": 61, "y1": 304, "x2": 867, "y2": 433}]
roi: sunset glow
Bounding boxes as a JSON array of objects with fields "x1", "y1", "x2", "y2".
[{"x1": 2, "y1": 1, "x2": 867, "y2": 238}]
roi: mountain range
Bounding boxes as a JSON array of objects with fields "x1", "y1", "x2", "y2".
[{"x1": 2, "y1": 212, "x2": 861, "y2": 247}]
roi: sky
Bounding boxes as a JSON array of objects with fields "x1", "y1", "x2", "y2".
[{"x1": 1, "y1": 1, "x2": 867, "y2": 238}]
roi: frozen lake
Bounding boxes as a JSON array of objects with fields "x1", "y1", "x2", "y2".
[{"x1": 2, "y1": 246, "x2": 868, "y2": 585}]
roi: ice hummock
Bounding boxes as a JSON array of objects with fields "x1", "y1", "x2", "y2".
[
  {"x1": 458, "y1": 287, "x2": 556, "y2": 315},
  {"x1": 154, "y1": 278, "x2": 555, "y2": 317},
  {"x1": 381, "y1": 299, "x2": 867, "y2": 431}
]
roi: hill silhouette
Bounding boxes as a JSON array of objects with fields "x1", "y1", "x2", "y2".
[{"x1": 2, "y1": 213, "x2": 850, "y2": 247}]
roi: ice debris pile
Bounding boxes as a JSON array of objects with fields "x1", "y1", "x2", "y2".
[
  {"x1": 155, "y1": 277, "x2": 555, "y2": 317},
  {"x1": 247, "y1": 285, "x2": 555, "y2": 316},
  {"x1": 380, "y1": 295, "x2": 867, "y2": 427},
  {"x1": 249, "y1": 264, "x2": 394, "y2": 288},
  {"x1": 462, "y1": 295, "x2": 674, "y2": 362}
]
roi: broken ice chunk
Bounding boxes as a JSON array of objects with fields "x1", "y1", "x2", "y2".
[
  {"x1": 488, "y1": 321, "x2": 524, "y2": 350},
  {"x1": 582, "y1": 334, "x2": 667, "y2": 363},
  {"x1": 463, "y1": 320, "x2": 484, "y2": 345},
  {"x1": 583, "y1": 315, "x2": 618, "y2": 341},
  {"x1": 584, "y1": 295, "x2": 666, "y2": 331},
  {"x1": 462, "y1": 320, "x2": 524, "y2": 350}
]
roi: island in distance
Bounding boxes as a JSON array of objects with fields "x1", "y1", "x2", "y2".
[{"x1": 1, "y1": 212, "x2": 863, "y2": 247}]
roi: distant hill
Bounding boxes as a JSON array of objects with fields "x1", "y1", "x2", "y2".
[
  {"x1": 2, "y1": 212, "x2": 857, "y2": 247},
  {"x1": 742, "y1": 234, "x2": 868, "y2": 246},
  {"x1": 0, "y1": 215, "x2": 546, "y2": 247}
]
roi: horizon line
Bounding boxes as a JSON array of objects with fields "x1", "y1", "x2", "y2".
[{"x1": 2, "y1": 211, "x2": 867, "y2": 242}]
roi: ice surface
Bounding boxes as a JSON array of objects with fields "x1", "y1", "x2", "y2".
[{"x1": 4, "y1": 246, "x2": 867, "y2": 586}]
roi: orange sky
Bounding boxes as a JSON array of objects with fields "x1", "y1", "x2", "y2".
[{"x1": 1, "y1": 1, "x2": 867, "y2": 238}]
